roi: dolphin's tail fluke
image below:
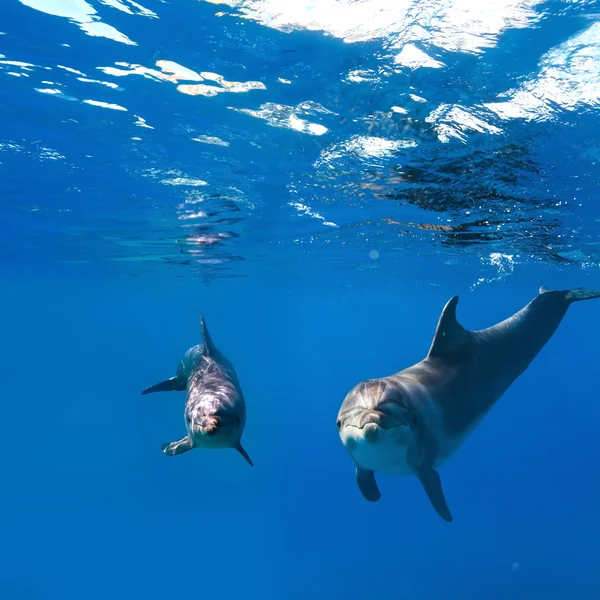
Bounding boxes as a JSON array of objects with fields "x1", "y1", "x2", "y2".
[
  {"x1": 565, "y1": 288, "x2": 600, "y2": 303},
  {"x1": 539, "y1": 286, "x2": 600, "y2": 304},
  {"x1": 141, "y1": 376, "x2": 186, "y2": 395},
  {"x1": 235, "y1": 442, "x2": 254, "y2": 467}
]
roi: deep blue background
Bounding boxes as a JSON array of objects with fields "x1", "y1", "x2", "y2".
[
  {"x1": 1, "y1": 269, "x2": 599, "y2": 599},
  {"x1": 1, "y1": 1, "x2": 600, "y2": 599}
]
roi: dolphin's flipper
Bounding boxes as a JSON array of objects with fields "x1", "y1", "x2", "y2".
[
  {"x1": 416, "y1": 466, "x2": 452, "y2": 522},
  {"x1": 161, "y1": 436, "x2": 193, "y2": 456},
  {"x1": 356, "y1": 466, "x2": 381, "y2": 502},
  {"x1": 142, "y1": 376, "x2": 185, "y2": 395},
  {"x1": 235, "y1": 442, "x2": 254, "y2": 467}
]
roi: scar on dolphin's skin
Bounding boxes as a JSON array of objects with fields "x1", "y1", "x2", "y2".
[
  {"x1": 337, "y1": 286, "x2": 600, "y2": 522},
  {"x1": 143, "y1": 315, "x2": 253, "y2": 466}
]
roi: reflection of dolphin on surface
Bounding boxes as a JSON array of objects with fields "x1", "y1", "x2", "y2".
[
  {"x1": 143, "y1": 315, "x2": 253, "y2": 466},
  {"x1": 337, "y1": 286, "x2": 600, "y2": 522}
]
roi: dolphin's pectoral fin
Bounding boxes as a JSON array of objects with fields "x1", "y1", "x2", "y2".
[
  {"x1": 235, "y1": 442, "x2": 254, "y2": 467},
  {"x1": 356, "y1": 466, "x2": 381, "y2": 502},
  {"x1": 142, "y1": 376, "x2": 185, "y2": 395},
  {"x1": 415, "y1": 466, "x2": 452, "y2": 522},
  {"x1": 161, "y1": 436, "x2": 193, "y2": 456}
]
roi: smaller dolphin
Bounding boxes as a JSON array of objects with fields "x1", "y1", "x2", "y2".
[
  {"x1": 142, "y1": 315, "x2": 253, "y2": 466},
  {"x1": 336, "y1": 286, "x2": 600, "y2": 522}
]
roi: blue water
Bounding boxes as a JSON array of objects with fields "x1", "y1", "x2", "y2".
[{"x1": 1, "y1": 1, "x2": 600, "y2": 598}]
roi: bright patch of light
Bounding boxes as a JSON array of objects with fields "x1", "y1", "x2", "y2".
[
  {"x1": 426, "y1": 105, "x2": 503, "y2": 143},
  {"x1": 161, "y1": 177, "x2": 208, "y2": 187},
  {"x1": 57, "y1": 65, "x2": 86, "y2": 75},
  {"x1": 98, "y1": 61, "x2": 266, "y2": 97},
  {"x1": 204, "y1": 0, "x2": 544, "y2": 59},
  {"x1": 289, "y1": 201, "x2": 338, "y2": 227},
  {"x1": 231, "y1": 102, "x2": 329, "y2": 136},
  {"x1": 134, "y1": 115, "x2": 153, "y2": 129},
  {"x1": 394, "y1": 44, "x2": 445, "y2": 70},
  {"x1": 99, "y1": 0, "x2": 157, "y2": 17},
  {"x1": 77, "y1": 77, "x2": 120, "y2": 89},
  {"x1": 192, "y1": 135, "x2": 230, "y2": 147},
  {"x1": 35, "y1": 88, "x2": 78, "y2": 101},
  {"x1": 471, "y1": 253, "x2": 517, "y2": 290},
  {"x1": 19, "y1": 0, "x2": 136, "y2": 45},
  {"x1": 156, "y1": 60, "x2": 204, "y2": 82},
  {"x1": 485, "y1": 22, "x2": 600, "y2": 121},
  {"x1": 83, "y1": 99, "x2": 128, "y2": 111},
  {"x1": 316, "y1": 135, "x2": 417, "y2": 167}
]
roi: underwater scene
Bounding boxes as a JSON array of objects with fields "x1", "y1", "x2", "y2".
[{"x1": 1, "y1": 1, "x2": 599, "y2": 599}]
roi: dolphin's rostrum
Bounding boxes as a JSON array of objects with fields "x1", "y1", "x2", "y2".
[
  {"x1": 143, "y1": 315, "x2": 253, "y2": 466},
  {"x1": 337, "y1": 286, "x2": 600, "y2": 522}
]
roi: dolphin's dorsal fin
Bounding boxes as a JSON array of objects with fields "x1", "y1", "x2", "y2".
[
  {"x1": 200, "y1": 314, "x2": 217, "y2": 357},
  {"x1": 539, "y1": 285, "x2": 552, "y2": 294},
  {"x1": 427, "y1": 296, "x2": 468, "y2": 359}
]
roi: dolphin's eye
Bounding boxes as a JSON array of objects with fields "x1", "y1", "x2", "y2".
[{"x1": 336, "y1": 419, "x2": 342, "y2": 429}]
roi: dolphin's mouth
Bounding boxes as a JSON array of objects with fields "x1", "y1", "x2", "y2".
[
  {"x1": 356, "y1": 410, "x2": 404, "y2": 431},
  {"x1": 193, "y1": 421, "x2": 218, "y2": 436},
  {"x1": 358, "y1": 410, "x2": 382, "y2": 428},
  {"x1": 343, "y1": 420, "x2": 410, "y2": 450},
  {"x1": 192, "y1": 414, "x2": 240, "y2": 436},
  {"x1": 362, "y1": 422, "x2": 380, "y2": 442}
]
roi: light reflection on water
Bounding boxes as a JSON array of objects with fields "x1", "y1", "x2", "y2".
[{"x1": 1, "y1": 0, "x2": 599, "y2": 282}]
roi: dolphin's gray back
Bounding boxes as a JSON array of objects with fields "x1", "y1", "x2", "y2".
[
  {"x1": 186, "y1": 320, "x2": 246, "y2": 425},
  {"x1": 177, "y1": 342, "x2": 241, "y2": 388},
  {"x1": 404, "y1": 287, "x2": 600, "y2": 437},
  {"x1": 176, "y1": 344, "x2": 204, "y2": 381},
  {"x1": 187, "y1": 356, "x2": 246, "y2": 421}
]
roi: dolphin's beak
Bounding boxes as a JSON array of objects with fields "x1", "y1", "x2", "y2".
[
  {"x1": 360, "y1": 409, "x2": 384, "y2": 428},
  {"x1": 194, "y1": 418, "x2": 218, "y2": 436},
  {"x1": 363, "y1": 422, "x2": 380, "y2": 443}
]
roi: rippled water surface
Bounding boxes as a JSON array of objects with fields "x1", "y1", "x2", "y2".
[
  {"x1": 1, "y1": 2, "x2": 600, "y2": 600},
  {"x1": 2, "y1": 0, "x2": 600, "y2": 284}
]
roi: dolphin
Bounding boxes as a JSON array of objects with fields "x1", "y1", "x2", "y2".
[
  {"x1": 142, "y1": 315, "x2": 253, "y2": 466},
  {"x1": 336, "y1": 286, "x2": 600, "y2": 522}
]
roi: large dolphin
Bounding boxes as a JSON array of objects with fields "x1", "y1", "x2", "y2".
[
  {"x1": 336, "y1": 286, "x2": 600, "y2": 522},
  {"x1": 142, "y1": 315, "x2": 253, "y2": 466}
]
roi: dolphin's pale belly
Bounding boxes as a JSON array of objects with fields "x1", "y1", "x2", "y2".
[
  {"x1": 188, "y1": 430, "x2": 232, "y2": 449},
  {"x1": 350, "y1": 428, "x2": 414, "y2": 475}
]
